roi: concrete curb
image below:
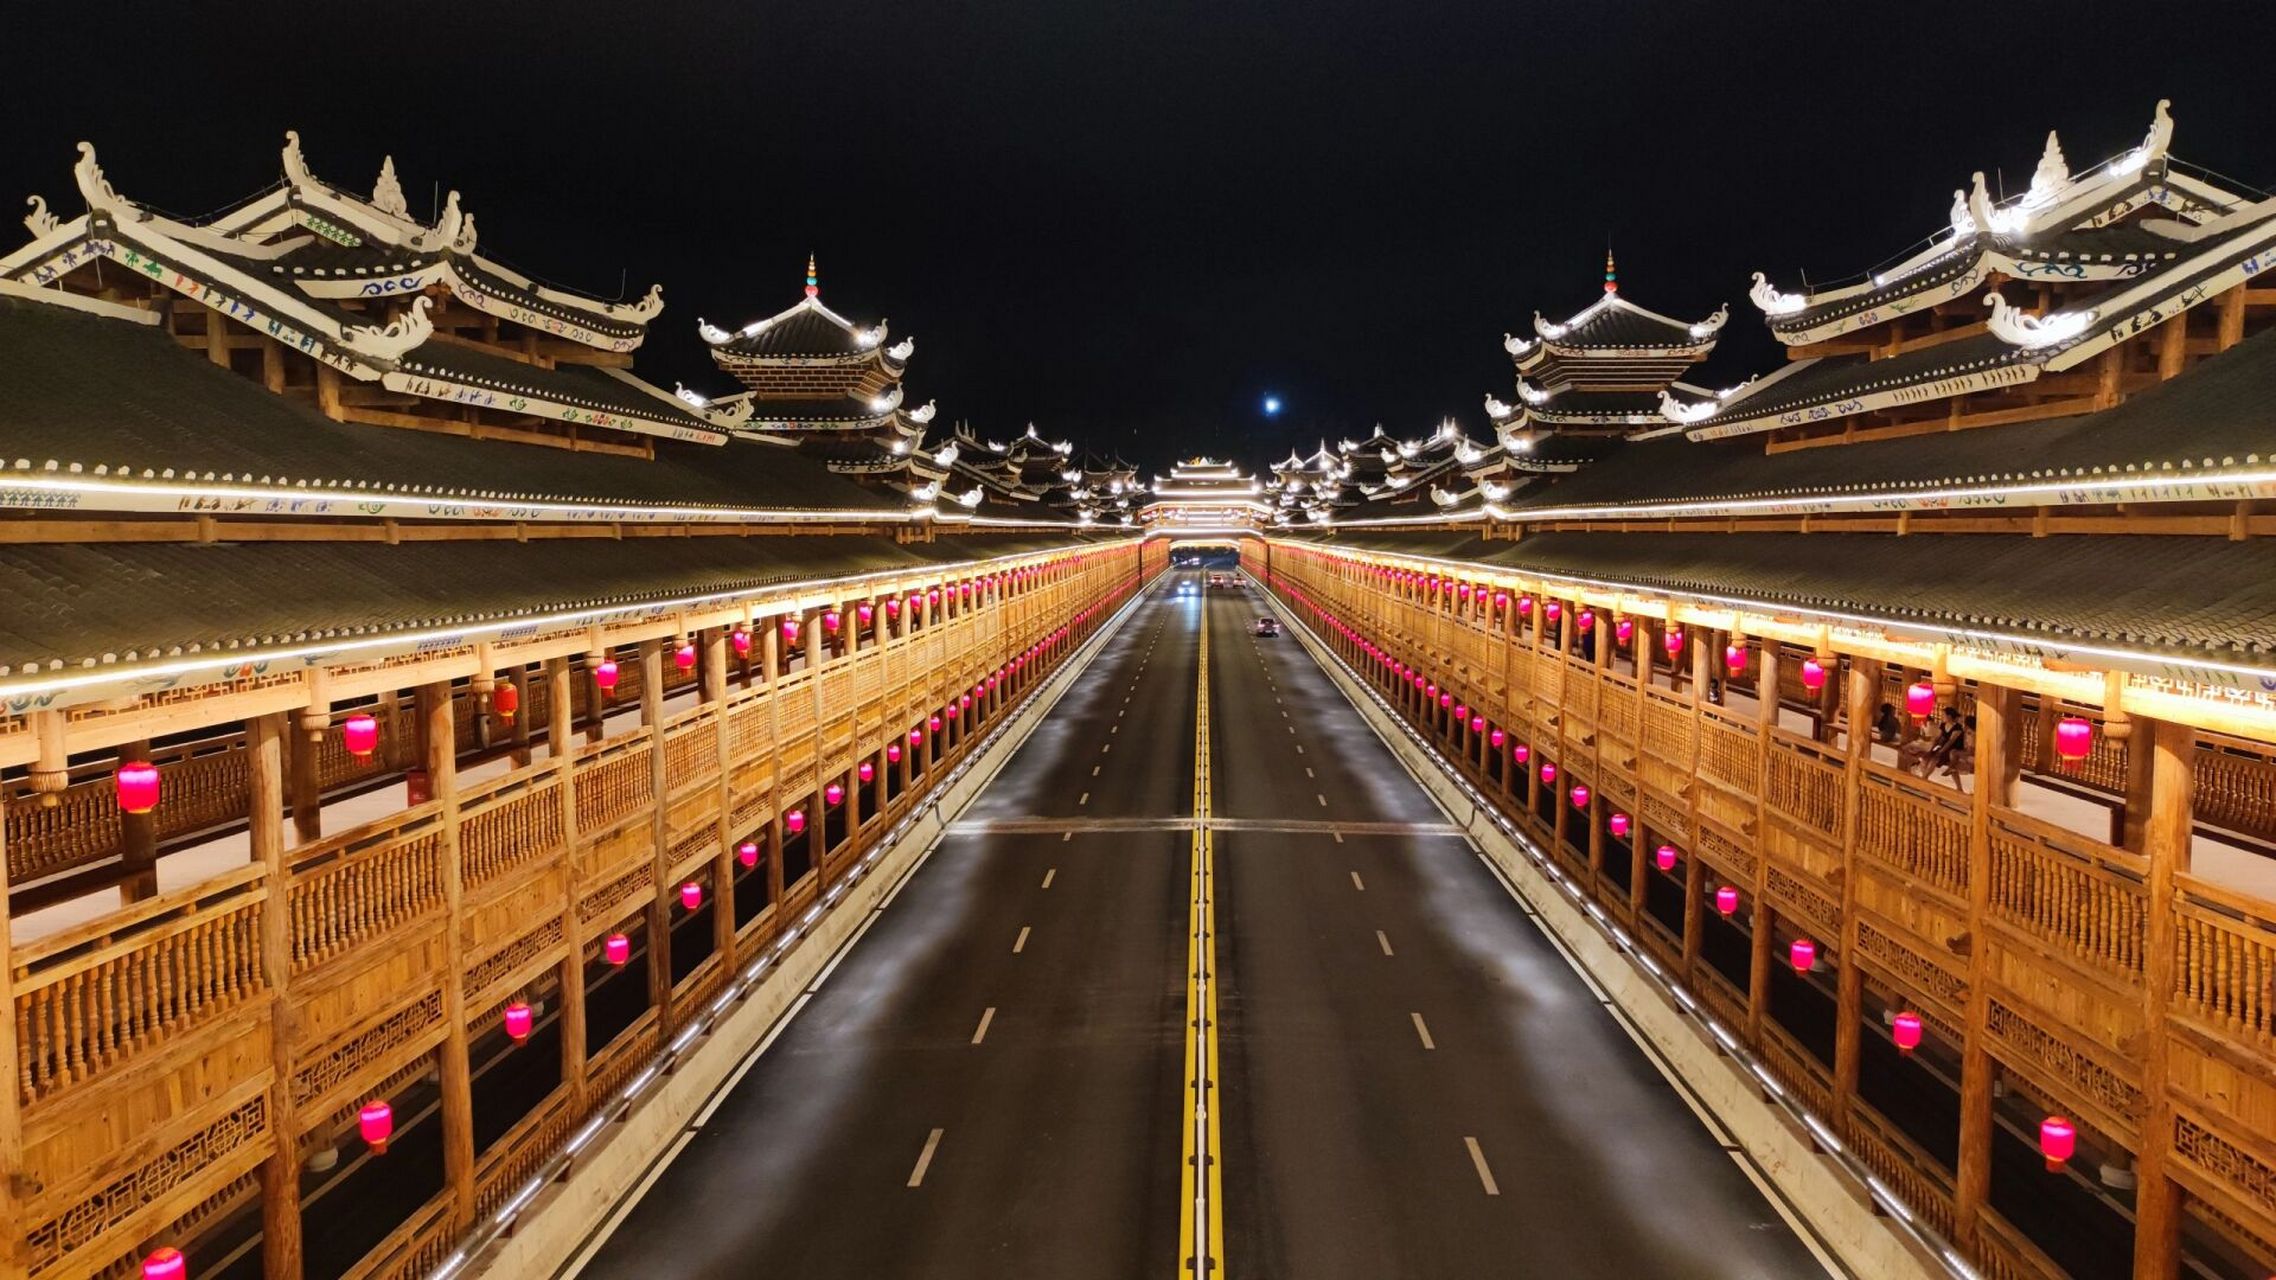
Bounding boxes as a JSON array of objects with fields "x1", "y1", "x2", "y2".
[{"x1": 460, "y1": 578, "x2": 1162, "y2": 1280}]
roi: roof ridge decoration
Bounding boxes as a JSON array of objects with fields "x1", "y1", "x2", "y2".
[
  {"x1": 72, "y1": 143, "x2": 133, "y2": 220},
  {"x1": 1748, "y1": 271, "x2": 1806, "y2": 317},
  {"x1": 1982, "y1": 291, "x2": 2096, "y2": 348},
  {"x1": 22, "y1": 195, "x2": 58, "y2": 237},
  {"x1": 2028, "y1": 131, "x2": 2070, "y2": 207},
  {"x1": 372, "y1": 156, "x2": 408, "y2": 219},
  {"x1": 346, "y1": 295, "x2": 436, "y2": 362}
]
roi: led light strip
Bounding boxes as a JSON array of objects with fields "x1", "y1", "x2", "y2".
[{"x1": 1178, "y1": 596, "x2": 1225, "y2": 1279}]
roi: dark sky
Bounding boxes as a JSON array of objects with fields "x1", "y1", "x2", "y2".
[{"x1": 7, "y1": 1, "x2": 2271, "y2": 472}]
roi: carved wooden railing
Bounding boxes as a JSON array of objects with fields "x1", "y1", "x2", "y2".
[
  {"x1": 1848, "y1": 1101, "x2": 1960, "y2": 1241},
  {"x1": 2173, "y1": 874, "x2": 2276, "y2": 1049},
  {"x1": 1986, "y1": 808, "x2": 2147, "y2": 981},
  {"x1": 1855, "y1": 763, "x2": 1972, "y2": 900},
  {"x1": 1973, "y1": 1208, "x2": 2070, "y2": 1280},
  {"x1": 288, "y1": 807, "x2": 447, "y2": 973}
]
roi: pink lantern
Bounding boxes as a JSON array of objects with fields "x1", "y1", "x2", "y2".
[
  {"x1": 1513, "y1": 744, "x2": 1531, "y2": 764},
  {"x1": 1906, "y1": 680, "x2": 1936, "y2": 717},
  {"x1": 785, "y1": 809, "x2": 807, "y2": 835},
  {"x1": 1800, "y1": 657, "x2": 1827, "y2": 692},
  {"x1": 1616, "y1": 618, "x2": 1634, "y2": 646},
  {"x1": 1453, "y1": 702, "x2": 1468, "y2": 719},
  {"x1": 142, "y1": 1248, "x2": 186, "y2": 1280},
  {"x1": 2039, "y1": 1116, "x2": 2076, "y2": 1173},
  {"x1": 859, "y1": 604, "x2": 875, "y2": 626},
  {"x1": 782, "y1": 618, "x2": 801, "y2": 641},
  {"x1": 359, "y1": 1099, "x2": 394, "y2": 1152},
  {"x1": 1577, "y1": 608, "x2": 1595, "y2": 632},
  {"x1": 887, "y1": 597, "x2": 904, "y2": 615},
  {"x1": 1457, "y1": 583, "x2": 1472, "y2": 600},
  {"x1": 2055, "y1": 716, "x2": 2092, "y2": 767},
  {"x1": 888, "y1": 743, "x2": 904, "y2": 764},
  {"x1": 1715, "y1": 885, "x2": 1740, "y2": 916},
  {"x1": 929, "y1": 714, "x2": 944, "y2": 732},
  {"x1": 929, "y1": 588, "x2": 943, "y2": 605},
  {"x1": 604, "y1": 933, "x2": 631, "y2": 966},
  {"x1": 959, "y1": 693, "x2": 973, "y2": 709},
  {"x1": 823, "y1": 610, "x2": 842, "y2": 634},
  {"x1": 1493, "y1": 591, "x2": 1510, "y2": 610},
  {"x1": 738, "y1": 840, "x2": 760, "y2": 869},
  {"x1": 1789, "y1": 937, "x2": 1817, "y2": 974},
  {"x1": 342, "y1": 713, "x2": 380, "y2": 761},
  {"x1": 1426, "y1": 682, "x2": 1438, "y2": 697},
  {"x1": 595, "y1": 658, "x2": 620, "y2": 693},
  {"x1": 1570, "y1": 784, "x2": 1591, "y2": 809},
  {"x1": 908, "y1": 727, "x2": 924, "y2": 746},
  {"x1": 825, "y1": 782, "x2": 845, "y2": 806},
  {"x1": 858, "y1": 761, "x2": 875, "y2": 784},
  {"x1": 1489, "y1": 728, "x2": 1506, "y2": 748},
  {"x1": 674, "y1": 642, "x2": 697, "y2": 672},
  {"x1": 1725, "y1": 643, "x2": 1747, "y2": 674},
  {"x1": 1609, "y1": 812, "x2": 1631, "y2": 838},
  {"x1": 1655, "y1": 844, "x2": 1679, "y2": 873},
  {"x1": 1439, "y1": 693, "x2": 1453, "y2": 709},
  {"x1": 503, "y1": 1001, "x2": 533, "y2": 1042},
  {"x1": 1892, "y1": 1011, "x2": 1924, "y2": 1055},
  {"x1": 1470, "y1": 715, "x2": 1486, "y2": 733},
  {"x1": 1518, "y1": 594, "x2": 1535, "y2": 617},
  {"x1": 679, "y1": 881, "x2": 704, "y2": 911},
  {"x1": 1540, "y1": 762, "x2": 1558, "y2": 784},
  {"x1": 115, "y1": 761, "x2": 160, "y2": 815},
  {"x1": 731, "y1": 627, "x2": 753, "y2": 657},
  {"x1": 1545, "y1": 600, "x2": 1563, "y2": 623}
]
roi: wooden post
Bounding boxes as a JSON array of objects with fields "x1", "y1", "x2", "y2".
[
  {"x1": 544, "y1": 658, "x2": 587, "y2": 1102},
  {"x1": 116, "y1": 739, "x2": 159, "y2": 902},
  {"x1": 249, "y1": 714, "x2": 304, "y2": 1279},
  {"x1": 0, "y1": 799, "x2": 21, "y2": 1280},
  {"x1": 1955, "y1": 679, "x2": 2014, "y2": 1247},
  {"x1": 2132, "y1": 716, "x2": 2192, "y2": 1280},
  {"x1": 289, "y1": 721, "x2": 324, "y2": 844},
  {"x1": 507, "y1": 668, "x2": 532, "y2": 768},
  {"x1": 640, "y1": 642, "x2": 671, "y2": 1027},
  {"x1": 805, "y1": 613, "x2": 830, "y2": 887},
  {"x1": 423, "y1": 683, "x2": 477, "y2": 1229},
  {"x1": 1831, "y1": 659, "x2": 1880, "y2": 1126}
]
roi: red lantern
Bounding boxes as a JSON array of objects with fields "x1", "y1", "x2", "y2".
[
  {"x1": 731, "y1": 627, "x2": 753, "y2": 658},
  {"x1": 929, "y1": 714, "x2": 944, "y2": 732},
  {"x1": 1715, "y1": 885, "x2": 1739, "y2": 916},
  {"x1": 858, "y1": 761, "x2": 876, "y2": 784},
  {"x1": 1489, "y1": 728, "x2": 1506, "y2": 748},
  {"x1": 142, "y1": 1248, "x2": 186, "y2": 1280},
  {"x1": 1570, "y1": 784, "x2": 1591, "y2": 809},
  {"x1": 1609, "y1": 812, "x2": 1631, "y2": 838},
  {"x1": 1493, "y1": 591, "x2": 1510, "y2": 610},
  {"x1": 908, "y1": 727, "x2": 924, "y2": 746},
  {"x1": 1655, "y1": 844, "x2": 1678, "y2": 873},
  {"x1": 359, "y1": 1098, "x2": 394, "y2": 1152},
  {"x1": 1800, "y1": 657, "x2": 1827, "y2": 693},
  {"x1": 738, "y1": 840, "x2": 760, "y2": 869},
  {"x1": 1540, "y1": 762, "x2": 1558, "y2": 784},
  {"x1": 679, "y1": 881, "x2": 704, "y2": 911},
  {"x1": 1906, "y1": 680, "x2": 1936, "y2": 717},
  {"x1": 1470, "y1": 715, "x2": 1486, "y2": 733},
  {"x1": 1451, "y1": 700, "x2": 1465, "y2": 716},
  {"x1": 503, "y1": 1001, "x2": 533, "y2": 1042},
  {"x1": 859, "y1": 604, "x2": 875, "y2": 626},
  {"x1": 781, "y1": 618, "x2": 801, "y2": 641},
  {"x1": 604, "y1": 933, "x2": 630, "y2": 966},
  {"x1": 1892, "y1": 1011, "x2": 1923, "y2": 1055},
  {"x1": 1664, "y1": 627, "x2": 1684, "y2": 657},
  {"x1": 1545, "y1": 600, "x2": 1563, "y2": 623},
  {"x1": 1519, "y1": 594, "x2": 1535, "y2": 617},
  {"x1": 1577, "y1": 608, "x2": 1595, "y2": 632},
  {"x1": 115, "y1": 761, "x2": 160, "y2": 815},
  {"x1": 959, "y1": 693, "x2": 973, "y2": 709},
  {"x1": 825, "y1": 782, "x2": 845, "y2": 806},
  {"x1": 1725, "y1": 644, "x2": 1747, "y2": 674},
  {"x1": 1513, "y1": 744, "x2": 1530, "y2": 764},
  {"x1": 1616, "y1": 618, "x2": 1634, "y2": 646},
  {"x1": 493, "y1": 681, "x2": 521, "y2": 719},
  {"x1": 1426, "y1": 682, "x2": 1438, "y2": 697},
  {"x1": 2039, "y1": 1116, "x2": 2076, "y2": 1173},
  {"x1": 1789, "y1": 937, "x2": 1817, "y2": 974},
  {"x1": 785, "y1": 809, "x2": 807, "y2": 836},
  {"x1": 674, "y1": 643, "x2": 696, "y2": 672},
  {"x1": 595, "y1": 659, "x2": 620, "y2": 693},
  {"x1": 2055, "y1": 716, "x2": 2092, "y2": 766},
  {"x1": 887, "y1": 597, "x2": 904, "y2": 616},
  {"x1": 342, "y1": 713, "x2": 380, "y2": 761},
  {"x1": 928, "y1": 588, "x2": 942, "y2": 605}
]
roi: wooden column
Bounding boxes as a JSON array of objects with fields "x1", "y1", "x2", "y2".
[
  {"x1": 2133, "y1": 716, "x2": 2192, "y2": 1280},
  {"x1": 249, "y1": 714, "x2": 304, "y2": 1279},
  {"x1": 1831, "y1": 659, "x2": 1881, "y2": 1125},
  {"x1": 1955, "y1": 679, "x2": 2014, "y2": 1247},
  {"x1": 547, "y1": 658, "x2": 587, "y2": 1099},
  {"x1": 507, "y1": 668, "x2": 532, "y2": 768},
  {"x1": 0, "y1": 793, "x2": 22, "y2": 1280},
  {"x1": 704, "y1": 627, "x2": 736, "y2": 957},
  {"x1": 805, "y1": 613, "x2": 830, "y2": 886},
  {"x1": 116, "y1": 740, "x2": 158, "y2": 902},
  {"x1": 289, "y1": 721, "x2": 324, "y2": 844},
  {"x1": 639, "y1": 642, "x2": 671, "y2": 1027},
  {"x1": 422, "y1": 683, "x2": 477, "y2": 1228}
]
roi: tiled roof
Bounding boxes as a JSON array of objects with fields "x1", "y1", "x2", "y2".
[{"x1": 395, "y1": 342, "x2": 716, "y2": 431}]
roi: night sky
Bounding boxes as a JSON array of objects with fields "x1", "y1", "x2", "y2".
[{"x1": 6, "y1": 1, "x2": 2271, "y2": 473}]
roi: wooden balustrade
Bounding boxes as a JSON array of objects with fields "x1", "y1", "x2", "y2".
[
  {"x1": 1987, "y1": 808, "x2": 2148, "y2": 980},
  {"x1": 1855, "y1": 764, "x2": 1972, "y2": 899},
  {"x1": 1766, "y1": 734, "x2": 1844, "y2": 841},
  {"x1": 2173, "y1": 875, "x2": 2276, "y2": 1048},
  {"x1": 1974, "y1": 1208, "x2": 2071, "y2": 1280},
  {"x1": 287, "y1": 810, "x2": 447, "y2": 972},
  {"x1": 1849, "y1": 1102, "x2": 1961, "y2": 1240}
]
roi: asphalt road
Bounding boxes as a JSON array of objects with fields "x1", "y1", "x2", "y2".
[{"x1": 566, "y1": 572, "x2": 1834, "y2": 1279}]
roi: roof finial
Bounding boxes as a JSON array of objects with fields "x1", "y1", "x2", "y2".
[
  {"x1": 1603, "y1": 246, "x2": 1618, "y2": 294},
  {"x1": 804, "y1": 253, "x2": 819, "y2": 299}
]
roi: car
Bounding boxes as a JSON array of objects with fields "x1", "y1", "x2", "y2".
[{"x1": 1254, "y1": 617, "x2": 1281, "y2": 637}]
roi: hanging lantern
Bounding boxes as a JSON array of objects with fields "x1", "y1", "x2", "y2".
[
  {"x1": 2039, "y1": 1116, "x2": 2076, "y2": 1173},
  {"x1": 503, "y1": 1001, "x2": 533, "y2": 1042},
  {"x1": 1545, "y1": 600, "x2": 1563, "y2": 623},
  {"x1": 1715, "y1": 885, "x2": 1739, "y2": 916},
  {"x1": 823, "y1": 610, "x2": 842, "y2": 634},
  {"x1": 1513, "y1": 743, "x2": 1531, "y2": 764},
  {"x1": 888, "y1": 742, "x2": 904, "y2": 764},
  {"x1": 493, "y1": 681, "x2": 521, "y2": 719},
  {"x1": 142, "y1": 1248, "x2": 186, "y2": 1280},
  {"x1": 1426, "y1": 682, "x2": 1438, "y2": 697},
  {"x1": 342, "y1": 713, "x2": 380, "y2": 761},
  {"x1": 929, "y1": 714, "x2": 944, "y2": 732},
  {"x1": 2055, "y1": 716, "x2": 2093, "y2": 766},
  {"x1": 1892, "y1": 1011, "x2": 1923, "y2": 1055},
  {"x1": 737, "y1": 840, "x2": 760, "y2": 869},
  {"x1": 115, "y1": 761, "x2": 160, "y2": 815},
  {"x1": 1493, "y1": 591, "x2": 1510, "y2": 610},
  {"x1": 1489, "y1": 728, "x2": 1506, "y2": 748},
  {"x1": 1470, "y1": 715, "x2": 1486, "y2": 733},
  {"x1": 887, "y1": 597, "x2": 903, "y2": 616},
  {"x1": 1570, "y1": 784, "x2": 1591, "y2": 809},
  {"x1": 679, "y1": 881, "x2": 704, "y2": 911},
  {"x1": 959, "y1": 692, "x2": 974, "y2": 709},
  {"x1": 1655, "y1": 843, "x2": 1679, "y2": 873},
  {"x1": 1906, "y1": 680, "x2": 1936, "y2": 717},
  {"x1": 670, "y1": 642, "x2": 694, "y2": 672},
  {"x1": 908, "y1": 727, "x2": 924, "y2": 746},
  {"x1": 1439, "y1": 693, "x2": 1453, "y2": 709},
  {"x1": 359, "y1": 1098, "x2": 394, "y2": 1152},
  {"x1": 1540, "y1": 762, "x2": 1558, "y2": 784},
  {"x1": 1664, "y1": 627, "x2": 1684, "y2": 657},
  {"x1": 1457, "y1": 583, "x2": 1472, "y2": 600},
  {"x1": 1616, "y1": 618, "x2": 1634, "y2": 646},
  {"x1": 1609, "y1": 812, "x2": 1631, "y2": 838},
  {"x1": 825, "y1": 782, "x2": 845, "y2": 806},
  {"x1": 858, "y1": 761, "x2": 876, "y2": 784},
  {"x1": 1578, "y1": 608, "x2": 1595, "y2": 632},
  {"x1": 1453, "y1": 701, "x2": 1468, "y2": 719},
  {"x1": 604, "y1": 933, "x2": 631, "y2": 966},
  {"x1": 928, "y1": 588, "x2": 942, "y2": 605},
  {"x1": 858, "y1": 604, "x2": 875, "y2": 626},
  {"x1": 781, "y1": 618, "x2": 801, "y2": 642},
  {"x1": 595, "y1": 659, "x2": 619, "y2": 693},
  {"x1": 1800, "y1": 657, "x2": 1827, "y2": 693},
  {"x1": 1518, "y1": 594, "x2": 1535, "y2": 617},
  {"x1": 1789, "y1": 937, "x2": 1817, "y2": 974},
  {"x1": 785, "y1": 809, "x2": 807, "y2": 835},
  {"x1": 730, "y1": 627, "x2": 753, "y2": 658},
  {"x1": 1725, "y1": 644, "x2": 1747, "y2": 674}
]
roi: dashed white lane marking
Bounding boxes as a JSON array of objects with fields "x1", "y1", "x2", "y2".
[
  {"x1": 1376, "y1": 930, "x2": 1394, "y2": 956},
  {"x1": 1332, "y1": 831, "x2": 1344, "y2": 844},
  {"x1": 1061, "y1": 831, "x2": 1073, "y2": 843},
  {"x1": 1078, "y1": 791, "x2": 1090, "y2": 806},
  {"x1": 1092, "y1": 765, "x2": 1101, "y2": 776},
  {"x1": 1316, "y1": 793, "x2": 1328, "y2": 807},
  {"x1": 1012, "y1": 926, "x2": 1031, "y2": 953},
  {"x1": 1411, "y1": 1012, "x2": 1436, "y2": 1050},
  {"x1": 1041, "y1": 868, "x2": 1056, "y2": 888},
  {"x1": 1295, "y1": 745, "x2": 1304, "y2": 754},
  {"x1": 1305, "y1": 767, "x2": 1314, "y2": 778},
  {"x1": 1102, "y1": 741, "x2": 1112, "y2": 751},
  {"x1": 1464, "y1": 1137, "x2": 1501, "y2": 1196},
  {"x1": 1350, "y1": 871, "x2": 1364, "y2": 891},
  {"x1": 1110, "y1": 725, "x2": 1120, "y2": 735},
  {"x1": 1286, "y1": 726, "x2": 1295, "y2": 734},
  {"x1": 972, "y1": 1007, "x2": 996, "y2": 1044},
  {"x1": 908, "y1": 1128, "x2": 945, "y2": 1187}
]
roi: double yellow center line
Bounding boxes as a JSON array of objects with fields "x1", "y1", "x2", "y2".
[{"x1": 1179, "y1": 606, "x2": 1226, "y2": 1278}]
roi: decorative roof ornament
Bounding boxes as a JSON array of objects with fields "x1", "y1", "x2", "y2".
[
  {"x1": 1688, "y1": 303, "x2": 1730, "y2": 338},
  {"x1": 2024, "y1": 131, "x2": 2069, "y2": 209},
  {"x1": 1949, "y1": 187, "x2": 1976, "y2": 239},
  {"x1": 412, "y1": 190, "x2": 464, "y2": 253},
  {"x1": 1983, "y1": 291, "x2": 2096, "y2": 348},
  {"x1": 955, "y1": 486, "x2": 984, "y2": 509},
  {"x1": 907, "y1": 399, "x2": 938, "y2": 425},
  {"x1": 1482, "y1": 394, "x2": 1516, "y2": 422},
  {"x1": 72, "y1": 142, "x2": 129, "y2": 217},
  {"x1": 1454, "y1": 440, "x2": 1487, "y2": 465},
  {"x1": 933, "y1": 442, "x2": 959, "y2": 466},
  {"x1": 2115, "y1": 99, "x2": 2175, "y2": 177},
  {"x1": 348, "y1": 296, "x2": 436, "y2": 362},
  {"x1": 23, "y1": 195, "x2": 58, "y2": 237},
  {"x1": 1603, "y1": 248, "x2": 1618, "y2": 294},
  {"x1": 887, "y1": 336, "x2": 915, "y2": 362},
  {"x1": 707, "y1": 397, "x2": 753, "y2": 427},
  {"x1": 1503, "y1": 331, "x2": 1537, "y2": 357},
  {"x1": 674, "y1": 383, "x2": 709, "y2": 408},
  {"x1": 452, "y1": 209, "x2": 478, "y2": 254},
  {"x1": 372, "y1": 156, "x2": 409, "y2": 217},
  {"x1": 1430, "y1": 485, "x2": 1464, "y2": 509},
  {"x1": 628, "y1": 283, "x2": 665, "y2": 320},
  {"x1": 696, "y1": 317, "x2": 733, "y2": 345},
  {"x1": 1658, "y1": 388, "x2": 1720, "y2": 425},
  {"x1": 1968, "y1": 171, "x2": 2028, "y2": 237},
  {"x1": 1517, "y1": 379, "x2": 1551, "y2": 405},
  {"x1": 804, "y1": 253, "x2": 820, "y2": 299},
  {"x1": 1748, "y1": 271, "x2": 1807, "y2": 316},
  {"x1": 281, "y1": 131, "x2": 315, "y2": 189}
]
